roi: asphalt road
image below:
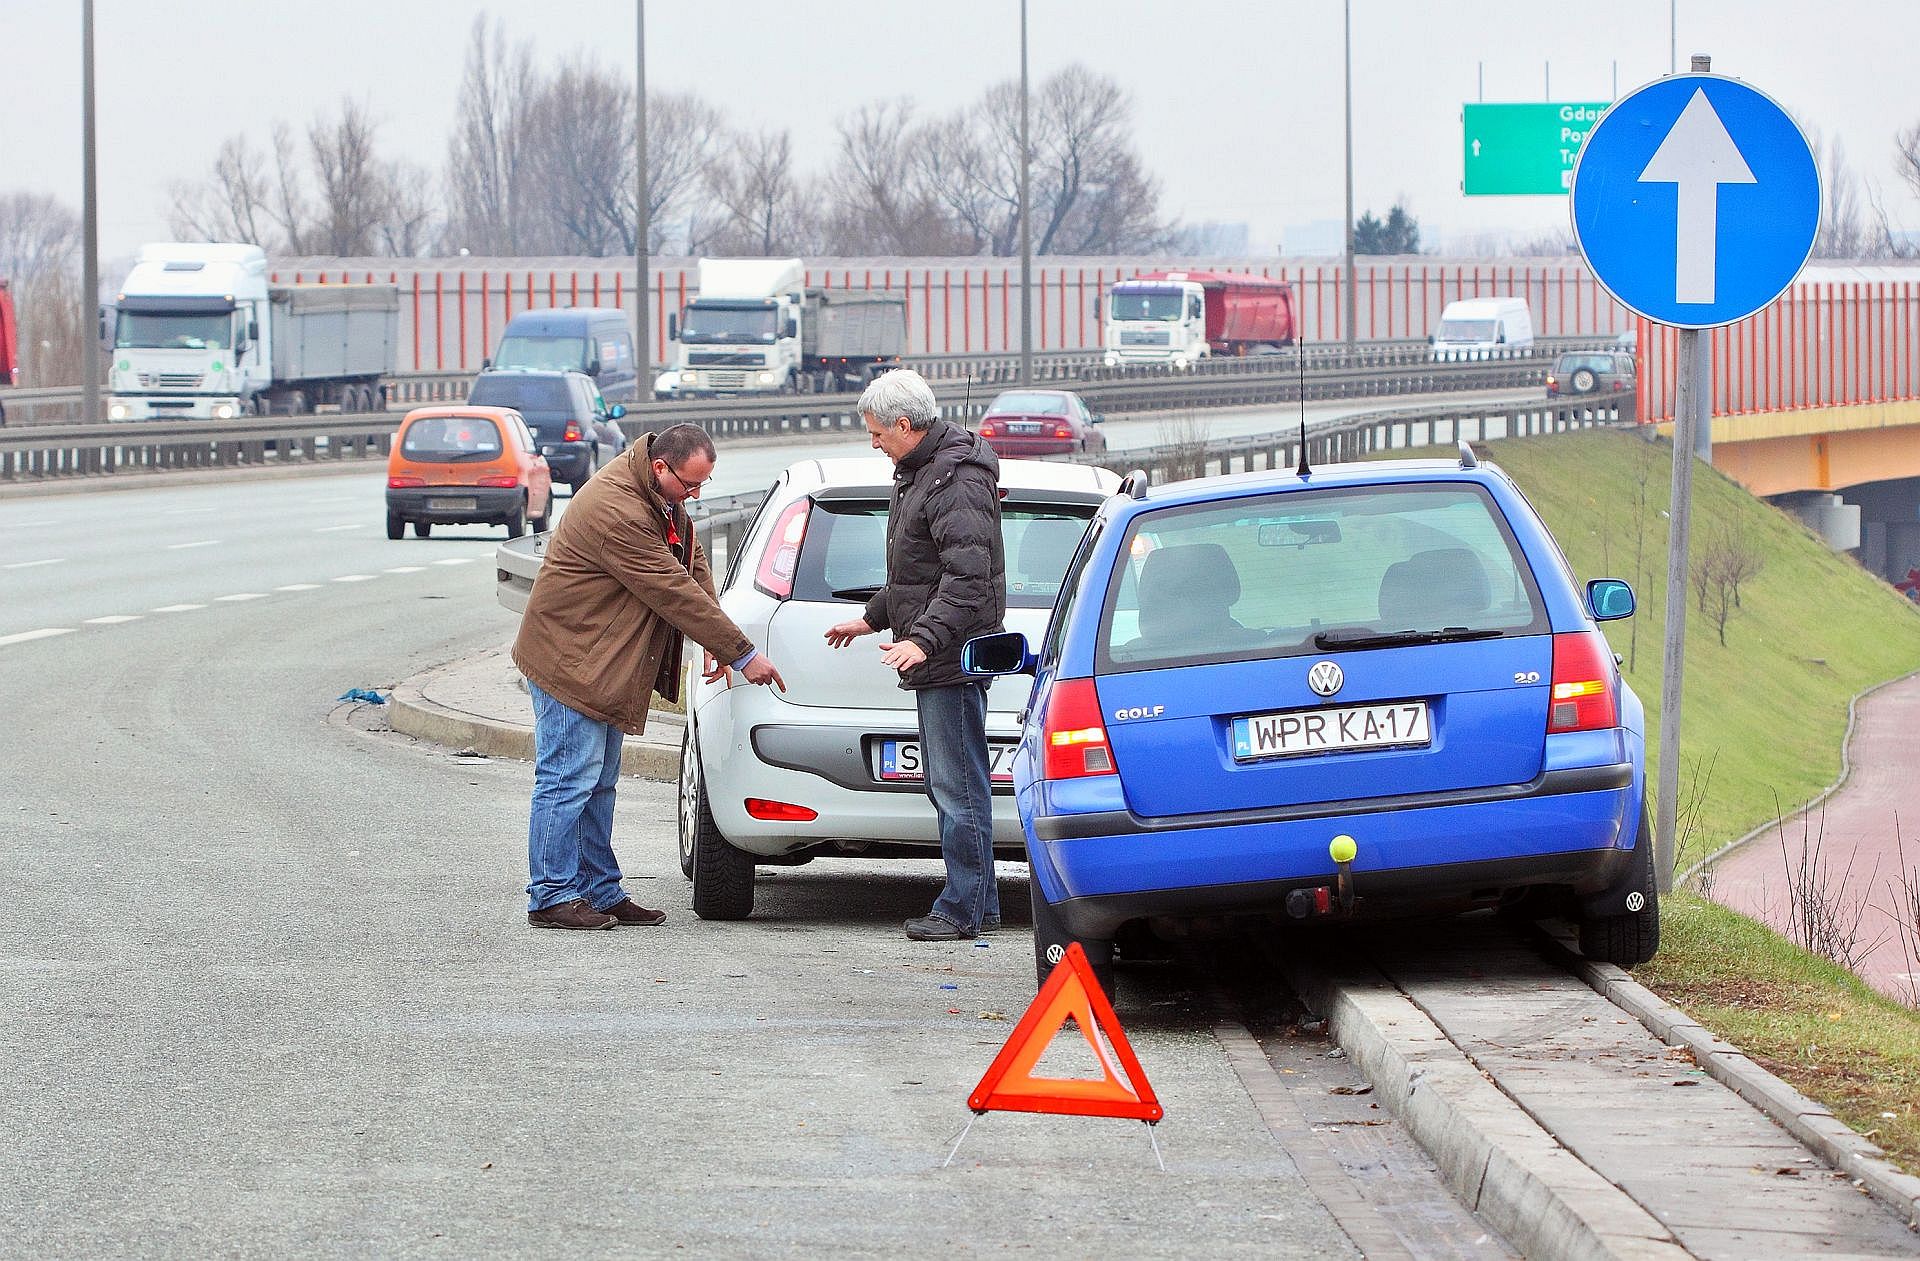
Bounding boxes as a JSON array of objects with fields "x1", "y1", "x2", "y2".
[{"x1": 0, "y1": 473, "x2": 1378, "y2": 1256}]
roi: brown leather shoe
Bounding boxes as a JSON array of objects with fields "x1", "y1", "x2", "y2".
[
  {"x1": 528, "y1": 898, "x2": 618, "y2": 930},
  {"x1": 603, "y1": 898, "x2": 667, "y2": 927}
]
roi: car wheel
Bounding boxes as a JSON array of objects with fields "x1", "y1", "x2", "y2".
[
  {"x1": 571, "y1": 453, "x2": 594, "y2": 497},
  {"x1": 686, "y1": 728, "x2": 755, "y2": 919},
  {"x1": 414, "y1": 520, "x2": 432, "y2": 538},
  {"x1": 504, "y1": 495, "x2": 526, "y2": 539},
  {"x1": 529, "y1": 493, "x2": 550, "y2": 534},
  {"x1": 1577, "y1": 812, "x2": 1660, "y2": 968},
  {"x1": 1030, "y1": 879, "x2": 1113, "y2": 993},
  {"x1": 1571, "y1": 367, "x2": 1598, "y2": 393},
  {"x1": 386, "y1": 512, "x2": 404, "y2": 541}
]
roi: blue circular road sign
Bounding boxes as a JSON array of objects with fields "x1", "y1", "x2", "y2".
[{"x1": 1571, "y1": 74, "x2": 1818, "y2": 329}]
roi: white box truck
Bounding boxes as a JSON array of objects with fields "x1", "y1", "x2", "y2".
[
  {"x1": 1428, "y1": 297, "x2": 1535, "y2": 361},
  {"x1": 666, "y1": 257, "x2": 906, "y2": 397},
  {"x1": 108, "y1": 243, "x2": 398, "y2": 420}
]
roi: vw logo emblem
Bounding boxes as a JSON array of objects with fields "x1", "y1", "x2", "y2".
[
  {"x1": 1045, "y1": 944, "x2": 1065, "y2": 964},
  {"x1": 1307, "y1": 661, "x2": 1344, "y2": 697},
  {"x1": 1625, "y1": 892, "x2": 1646, "y2": 912}
]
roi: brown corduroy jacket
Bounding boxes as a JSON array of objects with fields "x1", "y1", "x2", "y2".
[{"x1": 511, "y1": 435, "x2": 754, "y2": 734}]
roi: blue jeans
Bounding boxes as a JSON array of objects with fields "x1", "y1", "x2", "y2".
[
  {"x1": 526, "y1": 679, "x2": 626, "y2": 912},
  {"x1": 916, "y1": 682, "x2": 1000, "y2": 933}
]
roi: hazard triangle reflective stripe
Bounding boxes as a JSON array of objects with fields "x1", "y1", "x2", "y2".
[{"x1": 966, "y1": 942, "x2": 1163, "y2": 1123}]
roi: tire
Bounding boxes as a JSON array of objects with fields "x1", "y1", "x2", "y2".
[
  {"x1": 386, "y1": 512, "x2": 404, "y2": 541},
  {"x1": 1571, "y1": 367, "x2": 1598, "y2": 394},
  {"x1": 529, "y1": 493, "x2": 550, "y2": 534},
  {"x1": 686, "y1": 726, "x2": 755, "y2": 919},
  {"x1": 1578, "y1": 813, "x2": 1660, "y2": 968},
  {"x1": 504, "y1": 495, "x2": 526, "y2": 539},
  {"x1": 287, "y1": 390, "x2": 308, "y2": 415},
  {"x1": 1031, "y1": 879, "x2": 1114, "y2": 993},
  {"x1": 414, "y1": 520, "x2": 432, "y2": 538},
  {"x1": 570, "y1": 452, "x2": 595, "y2": 497}
]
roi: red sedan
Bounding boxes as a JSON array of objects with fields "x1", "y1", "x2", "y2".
[{"x1": 975, "y1": 390, "x2": 1108, "y2": 457}]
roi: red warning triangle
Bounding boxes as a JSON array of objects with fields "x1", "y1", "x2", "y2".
[{"x1": 967, "y1": 942, "x2": 1163, "y2": 1123}]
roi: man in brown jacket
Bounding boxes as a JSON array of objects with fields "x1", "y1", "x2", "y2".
[{"x1": 513, "y1": 424, "x2": 784, "y2": 930}]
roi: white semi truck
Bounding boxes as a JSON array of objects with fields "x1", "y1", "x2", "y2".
[
  {"x1": 108, "y1": 242, "x2": 399, "y2": 420},
  {"x1": 667, "y1": 257, "x2": 906, "y2": 397}
]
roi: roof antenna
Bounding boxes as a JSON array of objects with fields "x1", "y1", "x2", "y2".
[{"x1": 1294, "y1": 307, "x2": 1311, "y2": 477}]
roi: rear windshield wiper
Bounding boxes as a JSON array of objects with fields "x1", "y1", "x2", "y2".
[
  {"x1": 1313, "y1": 626, "x2": 1504, "y2": 650},
  {"x1": 831, "y1": 585, "x2": 883, "y2": 601}
]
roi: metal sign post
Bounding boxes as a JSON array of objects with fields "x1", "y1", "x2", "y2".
[{"x1": 1570, "y1": 57, "x2": 1819, "y2": 891}]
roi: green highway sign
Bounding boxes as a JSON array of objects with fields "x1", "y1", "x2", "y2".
[{"x1": 1463, "y1": 102, "x2": 1610, "y2": 195}]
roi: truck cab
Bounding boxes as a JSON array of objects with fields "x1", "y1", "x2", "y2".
[
  {"x1": 0, "y1": 279, "x2": 17, "y2": 424},
  {"x1": 671, "y1": 258, "x2": 805, "y2": 396},
  {"x1": 1103, "y1": 279, "x2": 1209, "y2": 369},
  {"x1": 108, "y1": 244, "x2": 271, "y2": 420}
]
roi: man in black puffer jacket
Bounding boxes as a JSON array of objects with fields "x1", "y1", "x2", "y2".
[{"x1": 825, "y1": 368, "x2": 1006, "y2": 941}]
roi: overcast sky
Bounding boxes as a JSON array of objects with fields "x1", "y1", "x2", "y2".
[{"x1": 5, "y1": 0, "x2": 1918, "y2": 260}]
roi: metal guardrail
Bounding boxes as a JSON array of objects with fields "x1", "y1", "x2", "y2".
[
  {"x1": 491, "y1": 394, "x2": 1633, "y2": 613},
  {"x1": 0, "y1": 414, "x2": 399, "y2": 481}
]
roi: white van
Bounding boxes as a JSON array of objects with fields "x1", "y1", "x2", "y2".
[{"x1": 1429, "y1": 297, "x2": 1535, "y2": 361}]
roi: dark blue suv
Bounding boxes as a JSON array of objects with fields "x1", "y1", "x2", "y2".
[{"x1": 964, "y1": 448, "x2": 1654, "y2": 988}]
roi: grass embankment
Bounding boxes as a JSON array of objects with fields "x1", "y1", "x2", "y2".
[{"x1": 1483, "y1": 428, "x2": 1920, "y2": 1174}]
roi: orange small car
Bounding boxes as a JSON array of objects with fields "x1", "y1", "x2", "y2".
[{"x1": 386, "y1": 406, "x2": 553, "y2": 540}]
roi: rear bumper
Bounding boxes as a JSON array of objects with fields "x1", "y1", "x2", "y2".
[
  {"x1": 1029, "y1": 763, "x2": 1636, "y2": 938},
  {"x1": 386, "y1": 486, "x2": 522, "y2": 522},
  {"x1": 535, "y1": 442, "x2": 592, "y2": 480},
  {"x1": 986, "y1": 437, "x2": 1077, "y2": 457}
]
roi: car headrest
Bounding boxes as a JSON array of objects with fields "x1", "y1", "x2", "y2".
[
  {"x1": 1017, "y1": 517, "x2": 1084, "y2": 581},
  {"x1": 1140, "y1": 542, "x2": 1242, "y2": 610},
  {"x1": 1378, "y1": 547, "x2": 1491, "y2": 627}
]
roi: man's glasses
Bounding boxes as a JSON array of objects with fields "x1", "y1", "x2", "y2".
[{"x1": 658, "y1": 463, "x2": 710, "y2": 494}]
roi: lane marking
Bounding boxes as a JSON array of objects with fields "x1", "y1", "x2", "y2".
[
  {"x1": 83, "y1": 615, "x2": 143, "y2": 625},
  {"x1": 151, "y1": 604, "x2": 206, "y2": 613},
  {"x1": 164, "y1": 507, "x2": 217, "y2": 516},
  {"x1": 3, "y1": 558, "x2": 66, "y2": 570},
  {"x1": 215, "y1": 593, "x2": 269, "y2": 602},
  {"x1": 331, "y1": 574, "x2": 378, "y2": 583},
  {"x1": 5, "y1": 519, "x2": 56, "y2": 528},
  {"x1": 315, "y1": 524, "x2": 362, "y2": 533},
  {"x1": 275, "y1": 583, "x2": 322, "y2": 592},
  {"x1": 383, "y1": 566, "x2": 425, "y2": 574},
  {"x1": 0, "y1": 628, "x2": 76, "y2": 647},
  {"x1": 432, "y1": 558, "x2": 477, "y2": 566},
  {"x1": 305, "y1": 497, "x2": 356, "y2": 506},
  {"x1": 167, "y1": 540, "x2": 221, "y2": 550}
]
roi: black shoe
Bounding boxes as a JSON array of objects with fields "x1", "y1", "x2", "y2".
[{"x1": 904, "y1": 914, "x2": 974, "y2": 941}]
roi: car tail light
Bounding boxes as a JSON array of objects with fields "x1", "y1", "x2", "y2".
[
  {"x1": 476, "y1": 475, "x2": 519, "y2": 488},
  {"x1": 746, "y1": 798, "x2": 818, "y2": 822},
  {"x1": 1548, "y1": 630, "x2": 1618, "y2": 732},
  {"x1": 387, "y1": 475, "x2": 425, "y2": 488},
  {"x1": 1053, "y1": 424, "x2": 1073, "y2": 439},
  {"x1": 979, "y1": 420, "x2": 1000, "y2": 435},
  {"x1": 753, "y1": 499, "x2": 810, "y2": 599},
  {"x1": 562, "y1": 422, "x2": 583, "y2": 442},
  {"x1": 1545, "y1": 375, "x2": 1559, "y2": 393},
  {"x1": 1041, "y1": 678, "x2": 1117, "y2": 780}
]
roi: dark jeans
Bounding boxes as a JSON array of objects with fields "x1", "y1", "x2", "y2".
[{"x1": 915, "y1": 681, "x2": 1000, "y2": 933}]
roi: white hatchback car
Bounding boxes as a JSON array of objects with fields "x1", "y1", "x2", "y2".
[{"x1": 680, "y1": 455, "x2": 1121, "y2": 919}]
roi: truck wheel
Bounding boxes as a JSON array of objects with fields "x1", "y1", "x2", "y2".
[
  {"x1": 287, "y1": 390, "x2": 308, "y2": 415},
  {"x1": 386, "y1": 513, "x2": 404, "y2": 541},
  {"x1": 1577, "y1": 813, "x2": 1661, "y2": 968},
  {"x1": 414, "y1": 521, "x2": 432, "y2": 539},
  {"x1": 1031, "y1": 880, "x2": 1113, "y2": 993},
  {"x1": 504, "y1": 496, "x2": 526, "y2": 539},
  {"x1": 687, "y1": 731, "x2": 756, "y2": 919}
]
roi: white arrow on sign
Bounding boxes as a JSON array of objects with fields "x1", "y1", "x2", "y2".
[
  {"x1": 1472, "y1": 139, "x2": 1482, "y2": 157},
  {"x1": 1637, "y1": 87, "x2": 1756, "y2": 305}
]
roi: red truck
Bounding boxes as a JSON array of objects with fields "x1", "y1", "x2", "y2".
[
  {"x1": 1102, "y1": 270, "x2": 1295, "y2": 368},
  {"x1": 0, "y1": 279, "x2": 17, "y2": 424}
]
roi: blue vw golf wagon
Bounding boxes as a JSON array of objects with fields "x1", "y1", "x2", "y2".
[{"x1": 964, "y1": 446, "x2": 1655, "y2": 987}]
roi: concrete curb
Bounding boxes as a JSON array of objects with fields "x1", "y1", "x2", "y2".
[
  {"x1": 1541, "y1": 928, "x2": 1920, "y2": 1231},
  {"x1": 386, "y1": 652, "x2": 683, "y2": 782},
  {"x1": 1279, "y1": 952, "x2": 1689, "y2": 1261}
]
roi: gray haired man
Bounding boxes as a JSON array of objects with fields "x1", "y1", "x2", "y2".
[{"x1": 824, "y1": 369, "x2": 1007, "y2": 941}]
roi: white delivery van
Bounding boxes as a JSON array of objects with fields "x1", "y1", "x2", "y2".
[{"x1": 1428, "y1": 297, "x2": 1535, "y2": 361}]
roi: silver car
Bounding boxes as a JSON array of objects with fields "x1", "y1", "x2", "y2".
[{"x1": 679, "y1": 456, "x2": 1119, "y2": 920}]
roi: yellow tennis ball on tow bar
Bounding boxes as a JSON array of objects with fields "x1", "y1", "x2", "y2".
[{"x1": 1329, "y1": 835, "x2": 1358, "y2": 865}]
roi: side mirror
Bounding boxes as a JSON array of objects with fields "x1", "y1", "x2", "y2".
[
  {"x1": 482, "y1": 356, "x2": 492, "y2": 370},
  {"x1": 783, "y1": 318, "x2": 798, "y2": 340},
  {"x1": 1587, "y1": 578, "x2": 1636, "y2": 621},
  {"x1": 667, "y1": 314, "x2": 678, "y2": 341},
  {"x1": 1091, "y1": 413, "x2": 1106, "y2": 425},
  {"x1": 248, "y1": 319, "x2": 259, "y2": 343},
  {"x1": 961, "y1": 631, "x2": 1036, "y2": 677},
  {"x1": 608, "y1": 403, "x2": 626, "y2": 420},
  {"x1": 586, "y1": 358, "x2": 601, "y2": 375}
]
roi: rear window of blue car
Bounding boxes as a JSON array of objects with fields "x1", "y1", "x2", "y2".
[{"x1": 1098, "y1": 482, "x2": 1549, "y2": 671}]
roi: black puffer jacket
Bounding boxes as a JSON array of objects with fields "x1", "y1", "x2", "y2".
[{"x1": 863, "y1": 419, "x2": 1006, "y2": 690}]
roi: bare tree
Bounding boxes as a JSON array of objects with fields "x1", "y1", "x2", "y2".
[
  {"x1": 0, "y1": 192, "x2": 86, "y2": 386},
  {"x1": 443, "y1": 15, "x2": 538, "y2": 254},
  {"x1": 307, "y1": 99, "x2": 391, "y2": 256},
  {"x1": 827, "y1": 99, "x2": 966, "y2": 255},
  {"x1": 166, "y1": 136, "x2": 275, "y2": 245},
  {"x1": 0, "y1": 191, "x2": 81, "y2": 285},
  {"x1": 704, "y1": 128, "x2": 819, "y2": 256},
  {"x1": 1691, "y1": 518, "x2": 1765, "y2": 645},
  {"x1": 1809, "y1": 128, "x2": 1875, "y2": 259},
  {"x1": 517, "y1": 57, "x2": 634, "y2": 255},
  {"x1": 376, "y1": 158, "x2": 441, "y2": 257},
  {"x1": 643, "y1": 91, "x2": 726, "y2": 253}
]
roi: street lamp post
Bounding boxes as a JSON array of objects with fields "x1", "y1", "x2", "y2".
[
  {"x1": 635, "y1": 0, "x2": 650, "y2": 403},
  {"x1": 1019, "y1": 0, "x2": 1033, "y2": 387},
  {"x1": 81, "y1": 0, "x2": 100, "y2": 425},
  {"x1": 1342, "y1": 0, "x2": 1356, "y2": 353}
]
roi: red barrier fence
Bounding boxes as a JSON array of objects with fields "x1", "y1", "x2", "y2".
[
  {"x1": 1637, "y1": 281, "x2": 1920, "y2": 423},
  {"x1": 269, "y1": 257, "x2": 1641, "y2": 373}
]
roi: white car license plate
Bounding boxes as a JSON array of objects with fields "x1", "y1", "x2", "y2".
[
  {"x1": 1232, "y1": 701, "x2": 1430, "y2": 762},
  {"x1": 429, "y1": 497, "x2": 478, "y2": 511},
  {"x1": 1009, "y1": 421, "x2": 1044, "y2": 435},
  {"x1": 878, "y1": 740, "x2": 1016, "y2": 783}
]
